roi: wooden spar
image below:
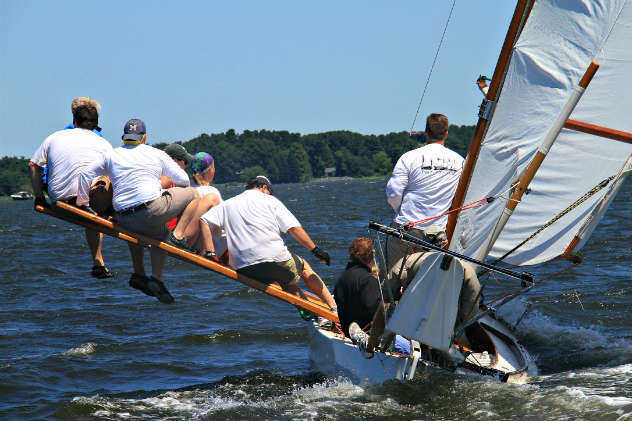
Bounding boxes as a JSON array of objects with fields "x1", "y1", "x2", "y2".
[
  {"x1": 476, "y1": 61, "x2": 600, "y2": 261},
  {"x1": 564, "y1": 119, "x2": 632, "y2": 145},
  {"x1": 37, "y1": 202, "x2": 339, "y2": 323},
  {"x1": 446, "y1": 0, "x2": 534, "y2": 246}
]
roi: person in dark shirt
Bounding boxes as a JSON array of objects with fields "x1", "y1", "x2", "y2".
[{"x1": 334, "y1": 237, "x2": 381, "y2": 338}]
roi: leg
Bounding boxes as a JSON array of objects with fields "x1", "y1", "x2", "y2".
[
  {"x1": 300, "y1": 260, "x2": 337, "y2": 309},
  {"x1": 85, "y1": 228, "x2": 105, "y2": 266},
  {"x1": 149, "y1": 246, "x2": 167, "y2": 280},
  {"x1": 198, "y1": 219, "x2": 214, "y2": 253},
  {"x1": 183, "y1": 194, "x2": 218, "y2": 241},
  {"x1": 171, "y1": 190, "x2": 200, "y2": 239},
  {"x1": 127, "y1": 242, "x2": 146, "y2": 276}
]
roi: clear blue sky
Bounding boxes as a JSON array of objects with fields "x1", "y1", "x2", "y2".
[{"x1": 0, "y1": 1, "x2": 516, "y2": 158}]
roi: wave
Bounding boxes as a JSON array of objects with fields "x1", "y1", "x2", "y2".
[{"x1": 62, "y1": 342, "x2": 97, "y2": 356}]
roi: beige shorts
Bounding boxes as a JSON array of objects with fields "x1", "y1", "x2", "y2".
[
  {"x1": 237, "y1": 253, "x2": 305, "y2": 286},
  {"x1": 117, "y1": 187, "x2": 196, "y2": 240}
]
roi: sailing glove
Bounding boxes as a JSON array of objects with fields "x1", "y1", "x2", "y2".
[
  {"x1": 311, "y1": 246, "x2": 330, "y2": 266},
  {"x1": 34, "y1": 196, "x2": 50, "y2": 210}
]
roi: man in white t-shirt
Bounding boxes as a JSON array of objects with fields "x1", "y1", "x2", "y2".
[
  {"x1": 29, "y1": 97, "x2": 114, "y2": 279},
  {"x1": 200, "y1": 176, "x2": 338, "y2": 315},
  {"x1": 385, "y1": 113, "x2": 464, "y2": 270},
  {"x1": 77, "y1": 119, "x2": 200, "y2": 304}
]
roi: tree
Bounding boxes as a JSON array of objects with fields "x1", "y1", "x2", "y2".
[{"x1": 287, "y1": 143, "x2": 312, "y2": 182}]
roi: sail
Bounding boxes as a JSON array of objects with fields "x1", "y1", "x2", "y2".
[
  {"x1": 451, "y1": 0, "x2": 632, "y2": 265},
  {"x1": 386, "y1": 253, "x2": 464, "y2": 352}
]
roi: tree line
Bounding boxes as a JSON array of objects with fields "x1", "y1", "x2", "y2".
[{"x1": 0, "y1": 125, "x2": 475, "y2": 195}]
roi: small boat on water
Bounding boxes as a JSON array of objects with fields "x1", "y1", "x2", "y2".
[
  {"x1": 10, "y1": 191, "x2": 33, "y2": 200},
  {"x1": 310, "y1": 0, "x2": 632, "y2": 384}
]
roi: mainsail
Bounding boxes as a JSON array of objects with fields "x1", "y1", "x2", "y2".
[{"x1": 451, "y1": 0, "x2": 632, "y2": 266}]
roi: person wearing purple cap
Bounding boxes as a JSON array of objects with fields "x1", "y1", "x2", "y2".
[
  {"x1": 77, "y1": 118, "x2": 201, "y2": 304},
  {"x1": 173, "y1": 152, "x2": 228, "y2": 261}
]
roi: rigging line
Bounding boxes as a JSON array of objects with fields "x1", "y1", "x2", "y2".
[
  {"x1": 409, "y1": 0, "x2": 457, "y2": 132},
  {"x1": 491, "y1": 175, "x2": 615, "y2": 265}
]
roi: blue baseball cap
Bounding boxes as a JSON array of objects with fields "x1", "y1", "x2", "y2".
[{"x1": 122, "y1": 118, "x2": 146, "y2": 141}]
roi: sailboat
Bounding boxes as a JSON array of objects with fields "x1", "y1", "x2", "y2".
[{"x1": 309, "y1": 0, "x2": 632, "y2": 385}]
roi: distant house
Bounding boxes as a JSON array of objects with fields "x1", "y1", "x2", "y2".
[{"x1": 324, "y1": 167, "x2": 336, "y2": 177}]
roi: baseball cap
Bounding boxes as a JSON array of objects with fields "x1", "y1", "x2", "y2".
[
  {"x1": 122, "y1": 118, "x2": 146, "y2": 141},
  {"x1": 164, "y1": 143, "x2": 194, "y2": 165},
  {"x1": 191, "y1": 152, "x2": 215, "y2": 174}
]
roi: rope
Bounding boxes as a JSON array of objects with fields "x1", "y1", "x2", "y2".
[
  {"x1": 407, "y1": 195, "x2": 492, "y2": 229},
  {"x1": 486, "y1": 258, "x2": 581, "y2": 306},
  {"x1": 409, "y1": 0, "x2": 457, "y2": 132},
  {"x1": 492, "y1": 175, "x2": 615, "y2": 264}
]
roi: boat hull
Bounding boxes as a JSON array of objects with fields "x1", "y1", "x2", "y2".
[{"x1": 309, "y1": 314, "x2": 530, "y2": 385}]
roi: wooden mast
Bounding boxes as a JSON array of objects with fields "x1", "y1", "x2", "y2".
[
  {"x1": 446, "y1": 0, "x2": 534, "y2": 245},
  {"x1": 37, "y1": 202, "x2": 339, "y2": 323}
]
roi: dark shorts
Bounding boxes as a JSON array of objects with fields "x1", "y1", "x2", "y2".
[
  {"x1": 117, "y1": 187, "x2": 196, "y2": 240},
  {"x1": 237, "y1": 253, "x2": 304, "y2": 287}
]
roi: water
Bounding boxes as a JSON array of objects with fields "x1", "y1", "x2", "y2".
[{"x1": 1, "y1": 178, "x2": 630, "y2": 420}]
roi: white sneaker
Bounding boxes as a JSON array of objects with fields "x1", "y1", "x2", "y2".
[{"x1": 349, "y1": 322, "x2": 373, "y2": 359}]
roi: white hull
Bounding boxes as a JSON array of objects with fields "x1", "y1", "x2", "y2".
[{"x1": 309, "y1": 314, "x2": 530, "y2": 385}]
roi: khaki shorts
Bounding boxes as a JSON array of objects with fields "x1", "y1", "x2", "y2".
[
  {"x1": 117, "y1": 187, "x2": 196, "y2": 240},
  {"x1": 237, "y1": 253, "x2": 305, "y2": 287}
]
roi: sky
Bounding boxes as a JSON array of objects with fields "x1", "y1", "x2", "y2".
[{"x1": 0, "y1": 1, "x2": 517, "y2": 158}]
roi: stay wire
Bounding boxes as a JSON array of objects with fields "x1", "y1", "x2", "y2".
[{"x1": 410, "y1": 0, "x2": 457, "y2": 132}]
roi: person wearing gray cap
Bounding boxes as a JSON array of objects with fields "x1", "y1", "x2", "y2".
[
  {"x1": 200, "y1": 176, "x2": 337, "y2": 316},
  {"x1": 77, "y1": 118, "x2": 201, "y2": 303}
]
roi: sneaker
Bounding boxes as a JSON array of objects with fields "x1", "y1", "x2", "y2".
[
  {"x1": 168, "y1": 232, "x2": 196, "y2": 252},
  {"x1": 146, "y1": 276, "x2": 175, "y2": 304},
  {"x1": 128, "y1": 273, "x2": 154, "y2": 297},
  {"x1": 317, "y1": 316, "x2": 333, "y2": 329},
  {"x1": 349, "y1": 322, "x2": 373, "y2": 359},
  {"x1": 91, "y1": 265, "x2": 113, "y2": 279}
]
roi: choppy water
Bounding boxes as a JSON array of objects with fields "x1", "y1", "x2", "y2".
[{"x1": 1, "y1": 178, "x2": 630, "y2": 420}]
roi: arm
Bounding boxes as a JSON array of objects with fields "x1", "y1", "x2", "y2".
[
  {"x1": 385, "y1": 156, "x2": 408, "y2": 211},
  {"x1": 28, "y1": 162, "x2": 45, "y2": 199},
  {"x1": 160, "y1": 175, "x2": 174, "y2": 189},
  {"x1": 161, "y1": 152, "x2": 189, "y2": 187},
  {"x1": 287, "y1": 226, "x2": 316, "y2": 250},
  {"x1": 77, "y1": 156, "x2": 106, "y2": 206}
]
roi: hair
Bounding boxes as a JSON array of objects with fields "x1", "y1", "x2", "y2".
[
  {"x1": 193, "y1": 165, "x2": 212, "y2": 186},
  {"x1": 349, "y1": 237, "x2": 373, "y2": 265},
  {"x1": 425, "y1": 113, "x2": 449, "y2": 141},
  {"x1": 71, "y1": 97, "x2": 101, "y2": 114},
  {"x1": 73, "y1": 105, "x2": 99, "y2": 130},
  {"x1": 245, "y1": 176, "x2": 272, "y2": 191}
]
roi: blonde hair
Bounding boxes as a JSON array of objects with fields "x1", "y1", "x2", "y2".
[
  {"x1": 71, "y1": 97, "x2": 101, "y2": 114},
  {"x1": 193, "y1": 166, "x2": 212, "y2": 186}
]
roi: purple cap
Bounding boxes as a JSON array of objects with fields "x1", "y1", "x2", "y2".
[
  {"x1": 191, "y1": 152, "x2": 214, "y2": 174},
  {"x1": 122, "y1": 118, "x2": 146, "y2": 141}
]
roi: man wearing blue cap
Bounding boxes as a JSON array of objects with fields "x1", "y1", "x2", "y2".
[{"x1": 77, "y1": 118, "x2": 200, "y2": 303}]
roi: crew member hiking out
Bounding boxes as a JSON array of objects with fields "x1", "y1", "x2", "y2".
[
  {"x1": 77, "y1": 118, "x2": 200, "y2": 304},
  {"x1": 200, "y1": 176, "x2": 337, "y2": 317},
  {"x1": 29, "y1": 96, "x2": 114, "y2": 279}
]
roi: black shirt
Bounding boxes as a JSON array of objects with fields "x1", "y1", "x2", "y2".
[{"x1": 333, "y1": 261, "x2": 382, "y2": 337}]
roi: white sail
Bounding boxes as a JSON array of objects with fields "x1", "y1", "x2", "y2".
[{"x1": 451, "y1": 0, "x2": 632, "y2": 265}]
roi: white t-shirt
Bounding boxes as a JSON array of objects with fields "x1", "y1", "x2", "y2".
[
  {"x1": 30, "y1": 128, "x2": 113, "y2": 203},
  {"x1": 190, "y1": 181, "x2": 223, "y2": 202},
  {"x1": 386, "y1": 143, "x2": 464, "y2": 228},
  {"x1": 77, "y1": 143, "x2": 189, "y2": 210},
  {"x1": 201, "y1": 189, "x2": 301, "y2": 269}
]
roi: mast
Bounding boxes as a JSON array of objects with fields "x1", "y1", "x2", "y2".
[{"x1": 446, "y1": 0, "x2": 533, "y2": 246}]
